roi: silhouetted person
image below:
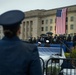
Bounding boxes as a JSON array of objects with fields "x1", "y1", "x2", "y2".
[
  {"x1": 0, "y1": 10, "x2": 43, "y2": 75},
  {"x1": 67, "y1": 34, "x2": 71, "y2": 42},
  {"x1": 44, "y1": 40, "x2": 50, "y2": 47},
  {"x1": 73, "y1": 33, "x2": 76, "y2": 49}
]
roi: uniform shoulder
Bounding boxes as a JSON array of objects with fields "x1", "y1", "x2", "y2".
[{"x1": 21, "y1": 41, "x2": 37, "y2": 51}]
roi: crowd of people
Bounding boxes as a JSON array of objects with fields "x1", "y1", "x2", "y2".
[{"x1": 28, "y1": 33, "x2": 76, "y2": 49}]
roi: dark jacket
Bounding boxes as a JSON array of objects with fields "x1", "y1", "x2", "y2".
[
  {"x1": 61, "y1": 60, "x2": 75, "y2": 70},
  {"x1": 73, "y1": 35, "x2": 76, "y2": 42},
  {"x1": 67, "y1": 35, "x2": 71, "y2": 42},
  {"x1": 0, "y1": 36, "x2": 43, "y2": 75}
]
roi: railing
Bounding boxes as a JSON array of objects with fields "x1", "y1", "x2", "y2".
[
  {"x1": 40, "y1": 57, "x2": 76, "y2": 75},
  {"x1": 39, "y1": 57, "x2": 45, "y2": 74}
]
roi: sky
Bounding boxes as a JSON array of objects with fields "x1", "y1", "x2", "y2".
[{"x1": 0, "y1": 0, "x2": 76, "y2": 14}]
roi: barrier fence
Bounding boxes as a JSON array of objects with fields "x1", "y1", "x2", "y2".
[
  {"x1": 40, "y1": 58, "x2": 76, "y2": 75},
  {"x1": 40, "y1": 57, "x2": 45, "y2": 74}
]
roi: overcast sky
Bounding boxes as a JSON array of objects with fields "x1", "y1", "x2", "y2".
[{"x1": 0, "y1": 0, "x2": 76, "y2": 14}]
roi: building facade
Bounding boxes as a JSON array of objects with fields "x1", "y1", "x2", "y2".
[
  {"x1": 0, "y1": 5, "x2": 76, "y2": 40},
  {"x1": 20, "y1": 5, "x2": 76, "y2": 40}
]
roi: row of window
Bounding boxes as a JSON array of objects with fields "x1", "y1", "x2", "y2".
[
  {"x1": 23, "y1": 21, "x2": 33, "y2": 26},
  {"x1": 22, "y1": 16, "x2": 74, "y2": 26},
  {"x1": 41, "y1": 24, "x2": 74, "y2": 31},
  {"x1": 22, "y1": 16, "x2": 74, "y2": 27},
  {"x1": 41, "y1": 26, "x2": 52, "y2": 31},
  {"x1": 42, "y1": 16, "x2": 74, "y2": 24}
]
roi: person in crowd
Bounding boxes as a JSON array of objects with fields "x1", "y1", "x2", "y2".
[
  {"x1": 28, "y1": 37, "x2": 33, "y2": 43},
  {"x1": 37, "y1": 36, "x2": 41, "y2": 42},
  {"x1": 56, "y1": 35, "x2": 63, "y2": 44},
  {"x1": 73, "y1": 33, "x2": 76, "y2": 49},
  {"x1": 38, "y1": 42, "x2": 42, "y2": 47},
  {"x1": 67, "y1": 34, "x2": 71, "y2": 42},
  {"x1": 0, "y1": 10, "x2": 43, "y2": 75},
  {"x1": 53, "y1": 34, "x2": 58, "y2": 44},
  {"x1": 33, "y1": 37, "x2": 37, "y2": 43},
  {"x1": 40, "y1": 36, "x2": 44, "y2": 43},
  {"x1": 44, "y1": 40, "x2": 50, "y2": 47},
  {"x1": 46, "y1": 34, "x2": 52, "y2": 44},
  {"x1": 63, "y1": 34, "x2": 66, "y2": 40}
]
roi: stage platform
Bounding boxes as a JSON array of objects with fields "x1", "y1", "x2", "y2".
[
  {"x1": 35, "y1": 42, "x2": 73, "y2": 52},
  {"x1": 38, "y1": 47, "x2": 65, "y2": 68}
]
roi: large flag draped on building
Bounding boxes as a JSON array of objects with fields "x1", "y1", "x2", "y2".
[{"x1": 56, "y1": 8, "x2": 67, "y2": 34}]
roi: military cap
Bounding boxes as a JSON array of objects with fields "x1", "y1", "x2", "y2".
[{"x1": 0, "y1": 10, "x2": 25, "y2": 26}]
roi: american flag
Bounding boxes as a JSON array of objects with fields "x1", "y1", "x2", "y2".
[{"x1": 56, "y1": 8, "x2": 67, "y2": 34}]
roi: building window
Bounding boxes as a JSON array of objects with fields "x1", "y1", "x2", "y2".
[
  {"x1": 70, "y1": 16, "x2": 74, "y2": 21},
  {"x1": 23, "y1": 22, "x2": 25, "y2": 32},
  {"x1": 50, "y1": 26, "x2": 52, "y2": 31},
  {"x1": 50, "y1": 19, "x2": 53, "y2": 24},
  {"x1": 42, "y1": 20, "x2": 44, "y2": 24},
  {"x1": 23, "y1": 22, "x2": 25, "y2": 25},
  {"x1": 30, "y1": 21, "x2": 33, "y2": 25},
  {"x1": 41, "y1": 27, "x2": 44, "y2": 31},
  {"x1": 22, "y1": 22, "x2": 25, "y2": 33},
  {"x1": 70, "y1": 24, "x2": 74, "y2": 30},
  {"x1": 27, "y1": 21, "x2": 29, "y2": 25},
  {"x1": 45, "y1": 26, "x2": 48, "y2": 31},
  {"x1": 30, "y1": 21, "x2": 33, "y2": 31},
  {"x1": 46, "y1": 19, "x2": 48, "y2": 24}
]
